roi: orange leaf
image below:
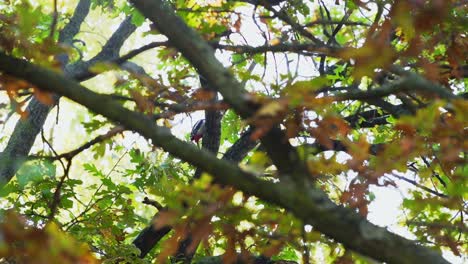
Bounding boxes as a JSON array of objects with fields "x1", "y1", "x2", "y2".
[
  {"x1": 233, "y1": 15, "x2": 242, "y2": 32},
  {"x1": 285, "y1": 117, "x2": 300, "y2": 139},
  {"x1": 187, "y1": 218, "x2": 213, "y2": 253},
  {"x1": 395, "y1": 123, "x2": 416, "y2": 136},
  {"x1": 34, "y1": 88, "x2": 55, "y2": 105},
  {"x1": 220, "y1": 224, "x2": 240, "y2": 263},
  {"x1": 192, "y1": 88, "x2": 216, "y2": 100},
  {"x1": 153, "y1": 210, "x2": 178, "y2": 229},
  {"x1": 340, "y1": 191, "x2": 351, "y2": 204},
  {"x1": 155, "y1": 231, "x2": 181, "y2": 263},
  {"x1": 129, "y1": 90, "x2": 154, "y2": 113}
]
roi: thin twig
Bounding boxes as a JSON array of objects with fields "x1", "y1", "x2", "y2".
[
  {"x1": 63, "y1": 149, "x2": 130, "y2": 230},
  {"x1": 31, "y1": 126, "x2": 125, "y2": 161},
  {"x1": 390, "y1": 173, "x2": 448, "y2": 198},
  {"x1": 48, "y1": 0, "x2": 59, "y2": 39},
  {"x1": 406, "y1": 221, "x2": 468, "y2": 233},
  {"x1": 48, "y1": 161, "x2": 72, "y2": 221}
]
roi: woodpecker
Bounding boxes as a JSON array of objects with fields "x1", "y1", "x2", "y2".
[{"x1": 190, "y1": 119, "x2": 206, "y2": 144}]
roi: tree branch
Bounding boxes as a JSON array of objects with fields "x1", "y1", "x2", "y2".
[
  {"x1": 176, "y1": 75, "x2": 224, "y2": 263},
  {"x1": 0, "y1": 51, "x2": 450, "y2": 264},
  {"x1": 253, "y1": 1, "x2": 324, "y2": 45},
  {"x1": 390, "y1": 173, "x2": 448, "y2": 198},
  {"x1": 88, "y1": 16, "x2": 137, "y2": 63},
  {"x1": 305, "y1": 140, "x2": 384, "y2": 156},
  {"x1": 58, "y1": 0, "x2": 91, "y2": 44},
  {"x1": 213, "y1": 43, "x2": 340, "y2": 56},
  {"x1": 335, "y1": 75, "x2": 459, "y2": 101},
  {"x1": 29, "y1": 126, "x2": 124, "y2": 161}
]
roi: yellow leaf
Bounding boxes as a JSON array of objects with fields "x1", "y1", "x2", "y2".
[
  {"x1": 269, "y1": 38, "x2": 281, "y2": 46},
  {"x1": 163, "y1": 119, "x2": 173, "y2": 128},
  {"x1": 194, "y1": 173, "x2": 213, "y2": 189},
  {"x1": 88, "y1": 62, "x2": 119, "y2": 73},
  {"x1": 250, "y1": 151, "x2": 270, "y2": 167},
  {"x1": 256, "y1": 100, "x2": 286, "y2": 117}
]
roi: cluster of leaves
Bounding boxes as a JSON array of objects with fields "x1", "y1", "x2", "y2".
[{"x1": 0, "y1": 210, "x2": 97, "y2": 263}]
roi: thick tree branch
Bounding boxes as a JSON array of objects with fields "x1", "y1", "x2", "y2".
[
  {"x1": 66, "y1": 15, "x2": 137, "y2": 78},
  {"x1": 0, "y1": 98, "x2": 53, "y2": 185},
  {"x1": 223, "y1": 128, "x2": 257, "y2": 162},
  {"x1": 132, "y1": 213, "x2": 172, "y2": 258},
  {"x1": 70, "y1": 41, "x2": 170, "y2": 81},
  {"x1": 0, "y1": 52, "x2": 449, "y2": 264},
  {"x1": 193, "y1": 77, "x2": 223, "y2": 178}
]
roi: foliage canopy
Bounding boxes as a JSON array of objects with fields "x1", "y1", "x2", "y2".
[{"x1": 0, "y1": 0, "x2": 466, "y2": 263}]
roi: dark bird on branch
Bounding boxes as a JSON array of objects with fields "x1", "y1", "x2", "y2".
[{"x1": 190, "y1": 119, "x2": 206, "y2": 144}]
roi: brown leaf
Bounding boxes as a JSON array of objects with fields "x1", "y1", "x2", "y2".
[
  {"x1": 285, "y1": 118, "x2": 300, "y2": 139},
  {"x1": 233, "y1": 15, "x2": 242, "y2": 32},
  {"x1": 250, "y1": 125, "x2": 272, "y2": 141},
  {"x1": 192, "y1": 88, "x2": 216, "y2": 100},
  {"x1": 187, "y1": 218, "x2": 213, "y2": 253},
  {"x1": 130, "y1": 90, "x2": 154, "y2": 113},
  {"x1": 153, "y1": 210, "x2": 178, "y2": 229},
  {"x1": 340, "y1": 191, "x2": 351, "y2": 204},
  {"x1": 262, "y1": 240, "x2": 284, "y2": 258},
  {"x1": 334, "y1": 254, "x2": 354, "y2": 264},
  {"x1": 223, "y1": 228, "x2": 238, "y2": 264},
  {"x1": 155, "y1": 229, "x2": 182, "y2": 263},
  {"x1": 420, "y1": 59, "x2": 444, "y2": 83},
  {"x1": 440, "y1": 235, "x2": 461, "y2": 256},
  {"x1": 310, "y1": 116, "x2": 350, "y2": 149},
  {"x1": 395, "y1": 123, "x2": 416, "y2": 136},
  {"x1": 34, "y1": 88, "x2": 55, "y2": 105}
]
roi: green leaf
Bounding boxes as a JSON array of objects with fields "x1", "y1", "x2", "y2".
[
  {"x1": 283, "y1": 77, "x2": 330, "y2": 96},
  {"x1": 221, "y1": 110, "x2": 242, "y2": 144},
  {"x1": 0, "y1": 183, "x2": 20, "y2": 197},
  {"x1": 16, "y1": 160, "x2": 56, "y2": 188},
  {"x1": 131, "y1": 11, "x2": 146, "y2": 27}
]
